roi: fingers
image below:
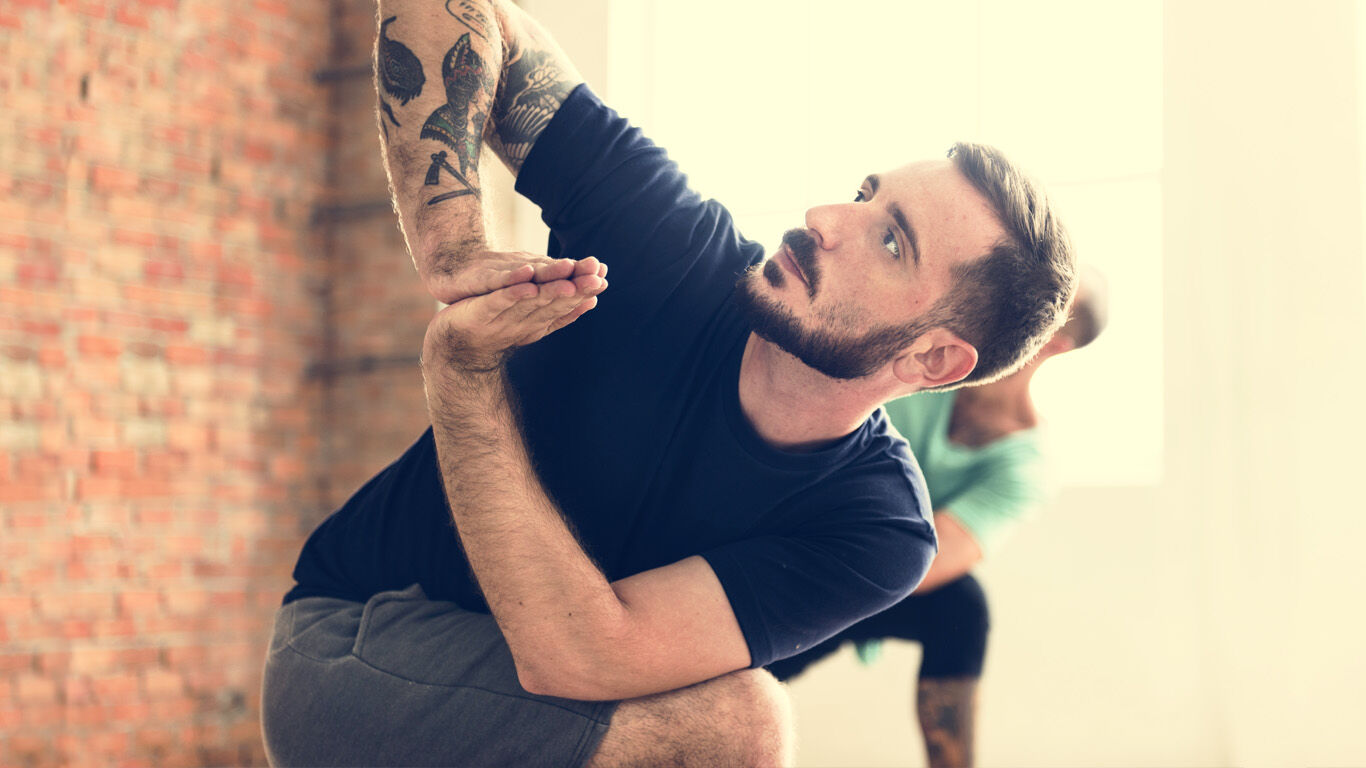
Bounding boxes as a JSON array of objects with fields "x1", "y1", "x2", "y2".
[
  {"x1": 426, "y1": 272, "x2": 608, "y2": 371},
  {"x1": 493, "y1": 275, "x2": 606, "y2": 330},
  {"x1": 532, "y1": 258, "x2": 577, "y2": 283},
  {"x1": 433, "y1": 255, "x2": 609, "y2": 304},
  {"x1": 572, "y1": 256, "x2": 601, "y2": 278},
  {"x1": 546, "y1": 296, "x2": 598, "y2": 335},
  {"x1": 432, "y1": 262, "x2": 535, "y2": 304}
]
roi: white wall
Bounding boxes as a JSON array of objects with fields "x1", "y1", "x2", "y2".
[{"x1": 502, "y1": 2, "x2": 1366, "y2": 765}]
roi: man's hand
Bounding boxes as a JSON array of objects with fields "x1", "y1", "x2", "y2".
[
  {"x1": 422, "y1": 256, "x2": 607, "y2": 372},
  {"x1": 425, "y1": 249, "x2": 606, "y2": 306}
]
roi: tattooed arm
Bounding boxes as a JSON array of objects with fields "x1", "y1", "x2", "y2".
[
  {"x1": 483, "y1": 1, "x2": 581, "y2": 174},
  {"x1": 375, "y1": 1, "x2": 582, "y2": 302}
]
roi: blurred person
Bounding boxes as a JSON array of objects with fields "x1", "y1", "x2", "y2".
[
  {"x1": 767, "y1": 273, "x2": 1108, "y2": 768},
  {"x1": 260, "y1": 1, "x2": 1077, "y2": 765}
]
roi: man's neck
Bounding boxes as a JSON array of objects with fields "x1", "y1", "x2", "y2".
[
  {"x1": 737, "y1": 333, "x2": 902, "y2": 452},
  {"x1": 949, "y1": 365, "x2": 1039, "y2": 444}
]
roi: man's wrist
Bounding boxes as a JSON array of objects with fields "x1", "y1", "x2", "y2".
[{"x1": 421, "y1": 348, "x2": 506, "y2": 384}]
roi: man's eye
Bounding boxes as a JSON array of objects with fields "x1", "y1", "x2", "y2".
[
  {"x1": 883, "y1": 230, "x2": 901, "y2": 259},
  {"x1": 853, "y1": 190, "x2": 868, "y2": 202}
]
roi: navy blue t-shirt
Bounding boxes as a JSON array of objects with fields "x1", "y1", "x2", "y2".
[{"x1": 284, "y1": 85, "x2": 937, "y2": 668}]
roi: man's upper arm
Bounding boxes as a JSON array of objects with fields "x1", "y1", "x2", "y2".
[
  {"x1": 485, "y1": 0, "x2": 584, "y2": 174},
  {"x1": 540, "y1": 511, "x2": 931, "y2": 701},
  {"x1": 582, "y1": 557, "x2": 753, "y2": 700}
]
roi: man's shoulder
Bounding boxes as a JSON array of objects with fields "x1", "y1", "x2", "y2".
[{"x1": 791, "y1": 411, "x2": 936, "y2": 530}]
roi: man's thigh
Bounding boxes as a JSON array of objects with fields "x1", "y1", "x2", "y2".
[{"x1": 261, "y1": 583, "x2": 617, "y2": 768}]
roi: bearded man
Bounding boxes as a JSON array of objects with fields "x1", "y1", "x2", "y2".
[{"x1": 261, "y1": 1, "x2": 1076, "y2": 765}]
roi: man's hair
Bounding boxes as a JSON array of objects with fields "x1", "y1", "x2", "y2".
[{"x1": 927, "y1": 142, "x2": 1078, "y2": 388}]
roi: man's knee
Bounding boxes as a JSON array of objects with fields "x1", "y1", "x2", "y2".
[
  {"x1": 709, "y1": 668, "x2": 793, "y2": 758},
  {"x1": 588, "y1": 668, "x2": 794, "y2": 767}
]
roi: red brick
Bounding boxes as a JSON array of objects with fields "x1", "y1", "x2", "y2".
[
  {"x1": 141, "y1": 668, "x2": 183, "y2": 699},
  {"x1": 117, "y1": 590, "x2": 161, "y2": 616},
  {"x1": 0, "y1": 595, "x2": 37, "y2": 618},
  {"x1": 90, "y1": 672, "x2": 139, "y2": 703},
  {"x1": 16, "y1": 261, "x2": 60, "y2": 284},
  {"x1": 92, "y1": 448, "x2": 137, "y2": 474},
  {"x1": 15, "y1": 673, "x2": 58, "y2": 705},
  {"x1": 6, "y1": 733, "x2": 52, "y2": 762},
  {"x1": 145, "y1": 259, "x2": 184, "y2": 281},
  {"x1": 77, "y1": 334, "x2": 122, "y2": 358},
  {"x1": 112, "y1": 4, "x2": 148, "y2": 28},
  {"x1": 164, "y1": 344, "x2": 207, "y2": 364},
  {"x1": 163, "y1": 588, "x2": 208, "y2": 614},
  {"x1": 90, "y1": 164, "x2": 139, "y2": 192},
  {"x1": 0, "y1": 483, "x2": 60, "y2": 502},
  {"x1": 36, "y1": 651, "x2": 70, "y2": 675},
  {"x1": 0, "y1": 653, "x2": 37, "y2": 674},
  {"x1": 35, "y1": 590, "x2": 111, "y2": 621},
  {"x1": 74, "y1": 475, "x2": 120, "y2": 499}
]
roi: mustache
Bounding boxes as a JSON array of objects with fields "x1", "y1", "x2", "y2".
[{"x1": 780, "y1": 228, "x2": 820, "y2": 296}]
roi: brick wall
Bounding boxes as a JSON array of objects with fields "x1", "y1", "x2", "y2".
[
  {"x1": 314, "y1": 0, "x2": 434, "y2": 503},
  {"x1": 0, "y1": 0, "x2": 426, "y2": 763}
]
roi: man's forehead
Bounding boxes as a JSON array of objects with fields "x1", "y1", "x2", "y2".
[
  {"x1": 872, "y1": 159, "x2": 1004, "y2": 259},
  {"x1": 875, "y1": 158, "x2": 962, "y2": 189}
]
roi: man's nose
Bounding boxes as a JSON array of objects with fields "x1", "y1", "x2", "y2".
[{"x1": 803, "y1": 204, "x2": 850, "y2": 251}]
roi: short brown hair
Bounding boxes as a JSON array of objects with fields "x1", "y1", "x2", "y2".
[{"x1": 930, "y1": 142, "x2": 1077, "y2": 387}]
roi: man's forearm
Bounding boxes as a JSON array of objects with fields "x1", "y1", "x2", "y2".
[
  {"x1": 422, "y1": 363, "x2": 627, "y2": 696},
  {"x1": 376, "y1": 0, "x2": 504, "y2": 278},
  {"x1": 376, "y1": 0, "x2": 582, "y2": 287}
]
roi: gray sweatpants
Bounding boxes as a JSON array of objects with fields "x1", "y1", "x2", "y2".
[{"x1": 261, "y1": 583, "x2": 617, "y2": 767}]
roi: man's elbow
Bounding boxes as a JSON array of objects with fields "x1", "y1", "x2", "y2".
[{"x1": 513, "y1": 655, "x2": 622, "y2": 701}]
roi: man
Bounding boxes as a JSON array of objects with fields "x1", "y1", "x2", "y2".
[
  {"x1": 260, "y1": 1, "x2": 1076, "y2": 765},
  {"x1": 767, "y1": 275, "x2": 1108, "y2": 768}
]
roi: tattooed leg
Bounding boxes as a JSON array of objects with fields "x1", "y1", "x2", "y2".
[{"x1": 916, "y1": 677, "x2": 979, "y2": 768}]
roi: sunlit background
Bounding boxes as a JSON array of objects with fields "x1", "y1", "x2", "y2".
[
  {"x1": 605, "y1": 0, "x2": 1164, "y2": 489},
  {"x1": 498, "y1": 1, "x2": 1366, "y2": 766},
  {"x1": 2, "y1": 0, "x2": 1364, "y2": 765}
]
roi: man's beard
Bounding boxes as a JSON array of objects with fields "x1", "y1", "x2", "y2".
[{"x1": 735, "y1": 230, "x2": 932, "y2": 380}]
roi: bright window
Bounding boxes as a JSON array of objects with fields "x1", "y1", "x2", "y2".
[{"x1": 604, "y1": 0, "x2": 1163, "y2": 486}]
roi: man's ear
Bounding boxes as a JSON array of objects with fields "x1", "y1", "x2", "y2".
[{"x1": 892, "y1": 329, "x2": 977, "y2": 389}]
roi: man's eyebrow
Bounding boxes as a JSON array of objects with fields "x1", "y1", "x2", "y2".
[
  {"x1": 864, "y1": 174, "x2": 920, "y2": 267},
  {"x1": 889, "y1": 203, "x2": 921, "y2": 269}
]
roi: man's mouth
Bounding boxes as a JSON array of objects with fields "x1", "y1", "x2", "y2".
[{"x1": 776, "y1": 244, "x2": 809, "y2": 287}]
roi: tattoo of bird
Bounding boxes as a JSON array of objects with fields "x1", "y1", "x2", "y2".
[{"x1": 378, "y1": 16, "x2": 424, "y2": 106}]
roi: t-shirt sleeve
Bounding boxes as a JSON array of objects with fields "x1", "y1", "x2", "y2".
[
  {"x1": 701, "y1": 501, "x2": 935, "y2": 669},
  {"x1": 514, "y1": 84, "x2": 760, "y2": 289},
  {"x1": 944, "y1": 440, "x2": 1050, "y2": 556}
]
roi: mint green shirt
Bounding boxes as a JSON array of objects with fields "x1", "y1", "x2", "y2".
[{"x1": 881, "y1": 390, "x2": 1050, "y2": 557}]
